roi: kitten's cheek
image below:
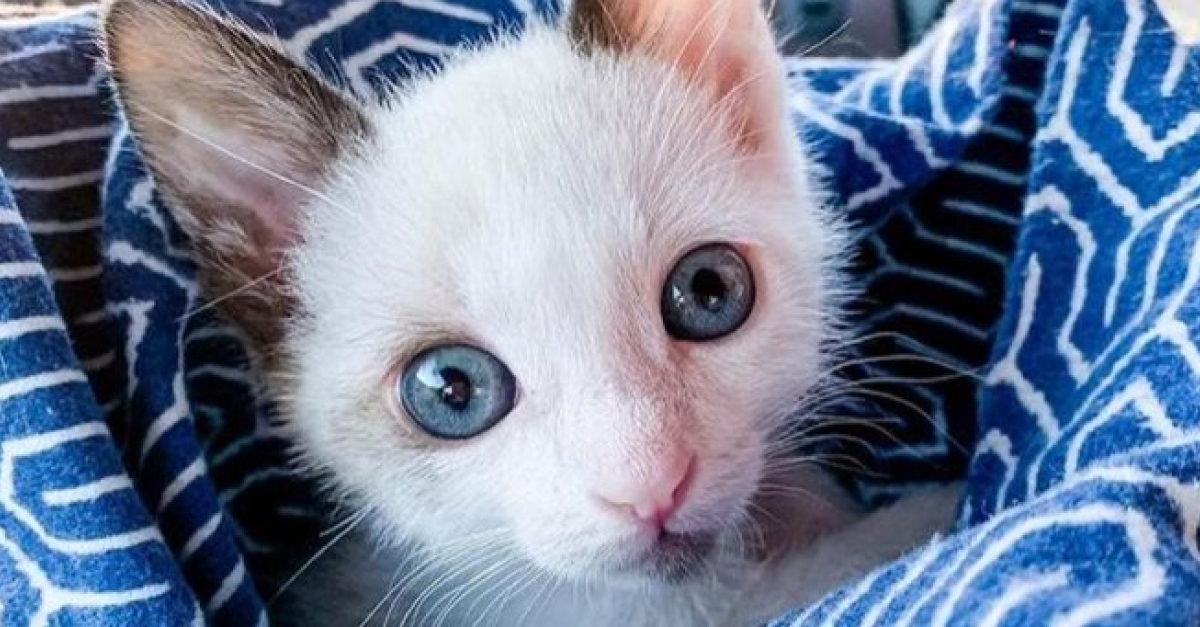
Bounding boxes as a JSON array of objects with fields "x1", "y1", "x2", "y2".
[{"x1": 682, "y1": 461, "x2": 763, "y2": 532}]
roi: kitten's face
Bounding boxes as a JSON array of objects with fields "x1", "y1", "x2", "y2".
[
  {"x1": 291, "y1": 34, "x2": 835, "y2": 579},
  {"x1": 106, "y1": 0, "x2": 842, "y2": 582}
]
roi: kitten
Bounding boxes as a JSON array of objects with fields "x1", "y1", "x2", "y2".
[{"x1": 102, "y1": 0, "x2": 961, "y2": 624}]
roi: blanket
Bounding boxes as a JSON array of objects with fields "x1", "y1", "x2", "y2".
[{"x1": 0, "y1": 0, "x2": 1195, "y2": 625}]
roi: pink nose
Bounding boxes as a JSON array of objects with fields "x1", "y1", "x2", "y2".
[{"x1": 594, "y1": 454, "x2": 696, "y2": 528}]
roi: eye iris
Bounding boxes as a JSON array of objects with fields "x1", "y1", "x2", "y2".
[
  {"x1": 399, "y1": 345, "x2": 516, "y2": 440},
  {"x1": 662, "y1": 244, "x2": 754, "y2": 342}
]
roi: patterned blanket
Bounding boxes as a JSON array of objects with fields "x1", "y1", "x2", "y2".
[{"x1": 0, "y1": 0, "x2": 1196, "y2": 625}]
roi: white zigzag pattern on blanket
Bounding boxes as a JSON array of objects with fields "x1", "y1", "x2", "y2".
[
  {"x1": 774, "y1": 0, "x2": 1200, "y2": 624},
  {"x1": 872, "y1": 1, "x2": 1197, "y2": 624},
  {"x1": 4, "y1": 0, "x2": 1199, "y2": 625},
  {"x1": 0, "y1": 425, "x2": 172, "y2": 625}
]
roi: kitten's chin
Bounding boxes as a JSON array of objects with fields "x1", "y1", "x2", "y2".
[
  {"x1": 629, "y1": 530, "x2": 718, "y2": 583},
  {"x1": 519, "y1": 487, "x2": 769, "y2": 584},
  {"x1": 515, "y1": 528, "x2": 718, "y2": 587}
]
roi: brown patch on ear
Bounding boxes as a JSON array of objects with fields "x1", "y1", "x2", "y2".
[
  {"x1": 568, "y1": 0, "x2": 682, "y2": 57},
  {"x1": 569, "y1": 0, "x2": 633, "y2": 52},
  {"x1": 102, "y1": 0, "x2": 370, "y2": 354},
  {"x1": 186, "y1": 224, "x2": 293, "y2": 361}
]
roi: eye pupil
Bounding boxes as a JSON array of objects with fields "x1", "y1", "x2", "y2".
[
  {"x1": 438, "y1": 369, "x2": 472, "y2": 410},
  {"x1": 690, "y1": 268, "x2": 728, "y2": 312}
]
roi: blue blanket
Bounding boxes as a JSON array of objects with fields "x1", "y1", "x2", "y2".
[{"x1": 0, "y1": 0, "x2": 1196, "y2": 624}]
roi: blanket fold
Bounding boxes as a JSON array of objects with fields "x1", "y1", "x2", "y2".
[{"x1": 0, "y1": 0, "x2": 1196, "y2": 625}]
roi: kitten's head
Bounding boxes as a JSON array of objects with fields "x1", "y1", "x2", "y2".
[{"x1": 105, "y1": 0, "x2": 847, "y2": 581}]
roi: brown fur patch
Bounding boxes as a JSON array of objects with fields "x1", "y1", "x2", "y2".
[
  {"x1": 566, "y1": 0, "x2": 674, "y2": 57},
  {"x1": 568, "y1": 0, "x2": 633, "y2": 52}
]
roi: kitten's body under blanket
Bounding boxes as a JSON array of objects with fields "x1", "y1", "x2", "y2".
[{"x1": 103, "y1": 0, "x2": 962, "y2": 624}]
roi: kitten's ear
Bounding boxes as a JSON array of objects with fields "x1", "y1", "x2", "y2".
[
  {"x1": 568, "y1": 0, "x2": 788, "y2": 158},
  {"x1": 103, "y1": 0, "x2": 369, "y2": 347}
]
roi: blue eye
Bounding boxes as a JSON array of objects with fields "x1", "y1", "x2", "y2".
[
  {"x1": 662, "y1": 244, "x2": 755, "y2": 342},
  {"x1": 398, "y1": 344, "x2": 517, "y2": 440}
]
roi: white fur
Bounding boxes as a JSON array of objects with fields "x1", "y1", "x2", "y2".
[
  {"x1": 105, "y1": 1, "x2": 962, "y2": 624},
  {"x1": 274, "y1": 30, "x2": 955, "y2": 625},
  {"x1": 289, "y1": 26, "x2": 836, "y2": 569}
]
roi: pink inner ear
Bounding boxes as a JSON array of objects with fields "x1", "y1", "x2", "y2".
[
  {"x1": 644, "y1": 0, "x2": 789, "y2": 160},
  {"x1": 216, "y1": 159, "x2": 306, "y2": 249},
  {"x1": 172, "y1": 116, "x2": 308, "y2": 254}
]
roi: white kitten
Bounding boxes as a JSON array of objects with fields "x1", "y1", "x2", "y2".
[{"x1": 103, "y1": 0, "x2": 961, "y2": 625}]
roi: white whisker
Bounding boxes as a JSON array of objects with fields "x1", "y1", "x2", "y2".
[{"x1": 136, "y1": 107, "x2": 357, "y2": 216}]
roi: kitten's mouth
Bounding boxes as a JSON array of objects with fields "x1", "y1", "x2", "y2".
[{"x1": 633, "y1": 531, "x2": 716, "y2": 583}]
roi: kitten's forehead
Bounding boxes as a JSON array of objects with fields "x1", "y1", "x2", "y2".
[
  {"x1": 322, "y1": 30, "x2": 763, "y2": 350},
  {"x1": 376, "y1": 32, "x2": 754, "y2": 223}
]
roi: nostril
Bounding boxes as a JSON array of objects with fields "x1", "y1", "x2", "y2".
[{"x1": 593, "y1": 454, "x2": 697, "y2": 528}]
